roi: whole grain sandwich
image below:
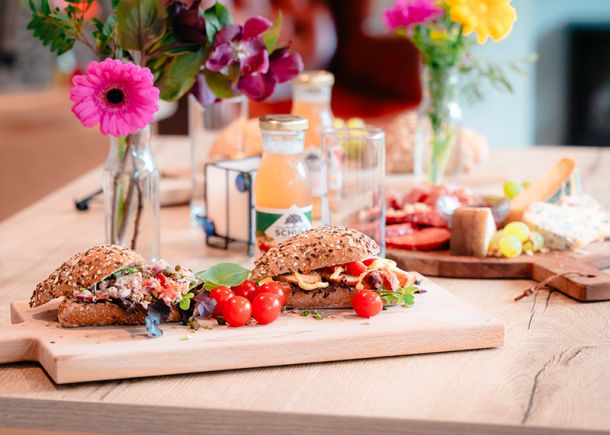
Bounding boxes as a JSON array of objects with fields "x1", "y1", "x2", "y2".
[
  {"x1": 30, "y1": 245, "x2": 196, "y2": 327},
  {"x1": 251, "y1": 226, "x2": 418, "y2": 308}
]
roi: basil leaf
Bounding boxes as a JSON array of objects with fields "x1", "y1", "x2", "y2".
[{"x1": 199, "y1": 263, "x2": 250, "y2": 288}]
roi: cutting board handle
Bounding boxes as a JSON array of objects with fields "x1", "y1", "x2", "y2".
[
  {"x1": 532, "y1": 258, "x2": 610, "y2": 302},
  {"x1": 0, "y1": 323, "x2": 38, "y2": 363}
]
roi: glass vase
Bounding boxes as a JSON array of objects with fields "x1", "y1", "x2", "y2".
[
  {"x1": 103, "y1": 124, "x2": 160, "y2": 261},
  {"x1": 188, "y1": 93, "x2": 248, "y2": 226},
  {"x1": 414, "y1": 64, "x2": 462, "y2": 185}
]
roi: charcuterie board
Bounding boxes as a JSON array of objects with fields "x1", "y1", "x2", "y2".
[
  {"x1": 0, "y1": 278, "x2": 503, "y2": 384},
  {"x1": 388, "y1": 241, "x2": 610, "y2": 302}
]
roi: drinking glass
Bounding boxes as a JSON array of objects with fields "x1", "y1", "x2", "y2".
[
  {"x1": 321, "y1": 127, "x2": 386, "y2": 254},
  {"x1": 188, "y1": 94, "x2": 248, "y2": 225}
]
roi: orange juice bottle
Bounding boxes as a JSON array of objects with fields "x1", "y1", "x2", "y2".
[
  {"x1": 291, "y1": 71, "x2": 334, "y2": 219},
  {"x1": 255, "y1": 115, "x2": 312, "y2": 254}
]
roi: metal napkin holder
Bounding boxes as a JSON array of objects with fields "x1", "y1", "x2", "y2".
[{"x1": 202, "y1": 157, "x2": 260, "y2": 256}]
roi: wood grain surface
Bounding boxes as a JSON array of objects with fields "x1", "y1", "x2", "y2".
[
  {"x1": 1, "y1": 278, "x2": 503, "y2": 384},
  {"x1": 1, "y1": 139, "x2": 610, "y2": 434},
  {"x1": 0, "y1": 279, "x2": 504, "y2": 384},
  {"x1": 388, "y1": 241, "x2": 610, "y2": 301}
]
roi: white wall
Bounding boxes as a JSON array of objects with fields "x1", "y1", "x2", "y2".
[
  {"x1": 533, "y1": 0, "x2": 610, "y2": 146},
  {"x1": 460, "y1": 0, "x2": 535, "y2": 148},
  {"x1": 463, "y1": 0, "x2": 610, "y2": 147}
]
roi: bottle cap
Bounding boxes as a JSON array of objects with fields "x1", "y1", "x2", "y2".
[
  {"x1": 259, "y1": 115, "x2": 308, "y2": 132},
  {"x1": 293, "y1": 70, "x2": 335, "y2": 87}
]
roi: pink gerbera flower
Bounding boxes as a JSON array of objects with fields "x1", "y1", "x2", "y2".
[
  {"x1": 383, "y1": 0, "x2": 444, "y2": 32},
  {"x1": 70, "y1": 59, "x2": 160, "y2": 137}
]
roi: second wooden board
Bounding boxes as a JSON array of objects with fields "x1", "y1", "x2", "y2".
[
  {"x1": 388, "y1": 241, "x2": 610, "y2": 302},
  {"x1": 0, "y1": 278, "x2": 503, "y2": 384}
]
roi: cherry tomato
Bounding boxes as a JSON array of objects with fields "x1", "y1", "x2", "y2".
[
  {"x1": 344, "y1": 261, "x2": 367, "y2": 277},
  {"x1": 362, "y1": 257, "x2": 379, "y2": 267},
  {"x1": 223, "y1": 296, "x2": 252, "y2": 327},
  {"x1": 256, "y1": 281, "x2": 287, "y2": 306},
  {"x1": 251, "y1": 293, "x2": 282, "y2": 325},
  {"x1": 352, "y1": 289, "x2": 383, "y2": 318},
  {"x1": 231, "y1": 280, "x2": 258, "y2": 301},
  {"x1": 394, "y1": 269, "x2": 415, "y2": 288},
  {"x1": 258, "y1": 241, "x2": 274, "y2": 252},
  {"x1": 209, "y1": 286, "x2": 234, "y2": 317}
]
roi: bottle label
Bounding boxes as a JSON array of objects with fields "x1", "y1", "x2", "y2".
[
  {"x1": 303, "y1": 148, "x2": 325, "y2": 196},
  {"x1": 256, "y1": 204, "x2": 313, "y2": 250}
]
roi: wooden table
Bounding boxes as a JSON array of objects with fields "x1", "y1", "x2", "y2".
[{"x1": 1, "y1": 139, "x2": 610, "y2": 435}]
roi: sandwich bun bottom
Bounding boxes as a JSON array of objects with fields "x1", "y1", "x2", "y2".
[
  {"x1": 58, "y1": 299, "x2": 181, "y2": 327},
  {"x1": 284, "y1": 285, "x2": 358, "y2": 309}
]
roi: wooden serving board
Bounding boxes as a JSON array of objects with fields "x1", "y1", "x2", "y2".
[
  {"x1": 388, "y1": 241, "x2": 610, "y2": 302},
  {"x1": 0, "y1": 279, "x2": 503, "y2": 384}
]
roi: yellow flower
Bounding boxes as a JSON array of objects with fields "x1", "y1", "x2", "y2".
[
  {"x1": 448, "y1": 0, "x2": 517, "y2": 44},
  {"x1": 430, "y1": 30, "x2": 447, "y2": 40}
]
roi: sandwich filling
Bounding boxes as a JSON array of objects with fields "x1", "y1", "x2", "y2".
[
  {"x1": 74, "y1": 260, "x2": 196, "y2": 309},
  {"x1": 264, "y1": 257, "x2": 417, "y2": 295}
]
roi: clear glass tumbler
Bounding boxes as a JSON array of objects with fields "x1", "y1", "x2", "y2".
[
  {"x1": 321, "y1": 127, "x2": 386, "y2": 254},
  {"x1": 188, "y1": 94, "x2": 248, "y2": 225}
]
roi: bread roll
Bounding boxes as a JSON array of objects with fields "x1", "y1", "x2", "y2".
[
  {"x1": 30, "y1": 245, "x2": 144, "y2": 308},
  {"x1": 252, "y1": 226, "x2": 379, "y2": 280},
  {"x1": 57, "y1": 299, "x2": 181, "y2": 327}
]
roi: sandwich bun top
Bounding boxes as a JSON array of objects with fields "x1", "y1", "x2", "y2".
[
  {"x1": 30, "y1": 245, "x2": 144, "y2": 308},
  {"x1": 251, "y1": 226, "x2": 380, "y2": 280}
]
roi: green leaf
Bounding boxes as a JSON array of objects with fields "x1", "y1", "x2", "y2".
[
  {"x1": 203, "y1": 11, "x2": 220, "y2": 44},
  {"x1": 199, "y1": 263, "x2": 250, "y2": 289},
  {"x1": 27, "y1": 1, "x2": 76, "y2": 56},
  {"x1": 212, "y1": 2, "x2": 232, "y2": 27},
  {"x1": 380, "y1": 286, "x2": 417, "y2": 307},
  {"x1": 93, "y1": 15, "x2": 116, "y2": 58},
  {"x1": 204, "y1": 69, "x2": 235, "y2": 99},
  {"x1": 203, "y1": 2, "x2": 232, "y2": 45},
  {"x1": 179, "y1": 292, "x2": 194, "y2": 310},
  {"x1": 115, "y1": 0, "x2": 166, "y2": 53},
  {"x1": 262, "y1": 11, "x2": 282, "y2": 52},
  {"x1": 157, "y1": 47, "x2": 205, "y2": 101}
]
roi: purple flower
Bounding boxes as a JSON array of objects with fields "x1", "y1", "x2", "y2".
[
  {"x1": 205, "y1": 16, "x2": 273, "y2": 76},
  {"x1": 237, "y1": 48, "x2": 303, "y2": 101},
  {"x1": 383, "y1": 0, "x2": 443, "y2": 32},
  {"x1": 170, "y1": 2, "x2": 206, "y2": 44},
  {"x1": 203, "y1": 16, "x2": 304, "y2": 102}
]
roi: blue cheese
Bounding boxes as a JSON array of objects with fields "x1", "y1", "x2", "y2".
[{"x1": 523, "y1": 201, "x2": 604, "y2": 250}]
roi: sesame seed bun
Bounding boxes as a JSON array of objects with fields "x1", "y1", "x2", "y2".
[
  {"x1": 30, "y1": 245, "x2": 144, "y2": 308},
  {"x1": 57, "y1": 299, "x2": 181, "y2": 327},
  {"x1": 251, "y1": 226, "x2": 380, "y2": 280}
]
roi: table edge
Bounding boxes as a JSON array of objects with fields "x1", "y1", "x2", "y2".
[{"x1": 0, "y1": 397, "x2": 605, "y2": 435}]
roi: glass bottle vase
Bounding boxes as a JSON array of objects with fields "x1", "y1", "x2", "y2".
[
  {"x1": 414, "y1": 64, "x2": 462, "y2": 185},
  {"x1": 103, "y1": 124, "x2": 160, "y2": 261}
]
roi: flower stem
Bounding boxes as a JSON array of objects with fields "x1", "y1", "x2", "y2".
[
  {"x1": 130, "y1": 182, "x2": 144, "y2": 250},
  {"x1": 110, "y1": 136, "x2": 129, "y2": 241}
]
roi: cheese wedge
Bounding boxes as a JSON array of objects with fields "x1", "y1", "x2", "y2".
[
  {"x1": 450, "y1": 207, "x2": 497, "y2": 257},
  {"x1": 505, "y1": 158, "x2": 576, "y2": 223}
]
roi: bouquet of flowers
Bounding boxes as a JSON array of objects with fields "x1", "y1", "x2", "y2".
[
  {"x1": 27, "y1": 0, "x2": 302, "y2": 259},
  {"x1": 384, "y1": 0, "x2": 520, "y2": 185}
]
